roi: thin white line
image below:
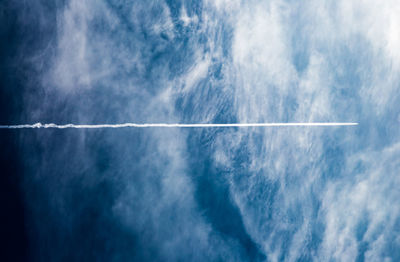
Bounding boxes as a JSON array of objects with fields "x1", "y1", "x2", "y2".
[{"x1": 0, "y1": 122, "x2": 358, "y2": 129}]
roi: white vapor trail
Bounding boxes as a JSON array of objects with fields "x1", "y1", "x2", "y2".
[{"x1": 0, "y1": 122, "x2": 358, "y2": 129}]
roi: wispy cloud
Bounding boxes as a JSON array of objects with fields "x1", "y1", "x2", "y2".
[{"x1": 10, "y1": 0, "x2": 400, "y2": 261}]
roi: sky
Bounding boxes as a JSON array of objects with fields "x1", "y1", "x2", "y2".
[{"x1": 0, "y1": 0, "x2": 399, "y2": 261}]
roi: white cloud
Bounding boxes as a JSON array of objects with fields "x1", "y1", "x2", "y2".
[
  {"x1": 210, "y1": 0, "x2": 400, "y2": 260},
  {"x1": 27, "y1": 0, "x2": 400, "y2": 260}
]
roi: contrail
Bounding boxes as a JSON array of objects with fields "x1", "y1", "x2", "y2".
[{"x1": 0, "y1": 122, "x2": 358, "y2": 129}]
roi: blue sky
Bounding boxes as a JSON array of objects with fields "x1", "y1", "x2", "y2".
[{"x1": 1, "y1": 0, "x2": 399, "y2": 261}]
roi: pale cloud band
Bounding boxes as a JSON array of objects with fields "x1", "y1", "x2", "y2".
[{"x1": 0, "y1": 122, "x2": 358, "y2": 129}]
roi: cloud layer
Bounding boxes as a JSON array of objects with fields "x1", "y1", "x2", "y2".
[{"x1": 8, "y1": 0, "x2": 400, "y2": 261}]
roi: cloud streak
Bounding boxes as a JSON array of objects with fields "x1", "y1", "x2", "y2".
[{"x1": 0, "y1": 122, "x2": 358, "y2": 128}]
